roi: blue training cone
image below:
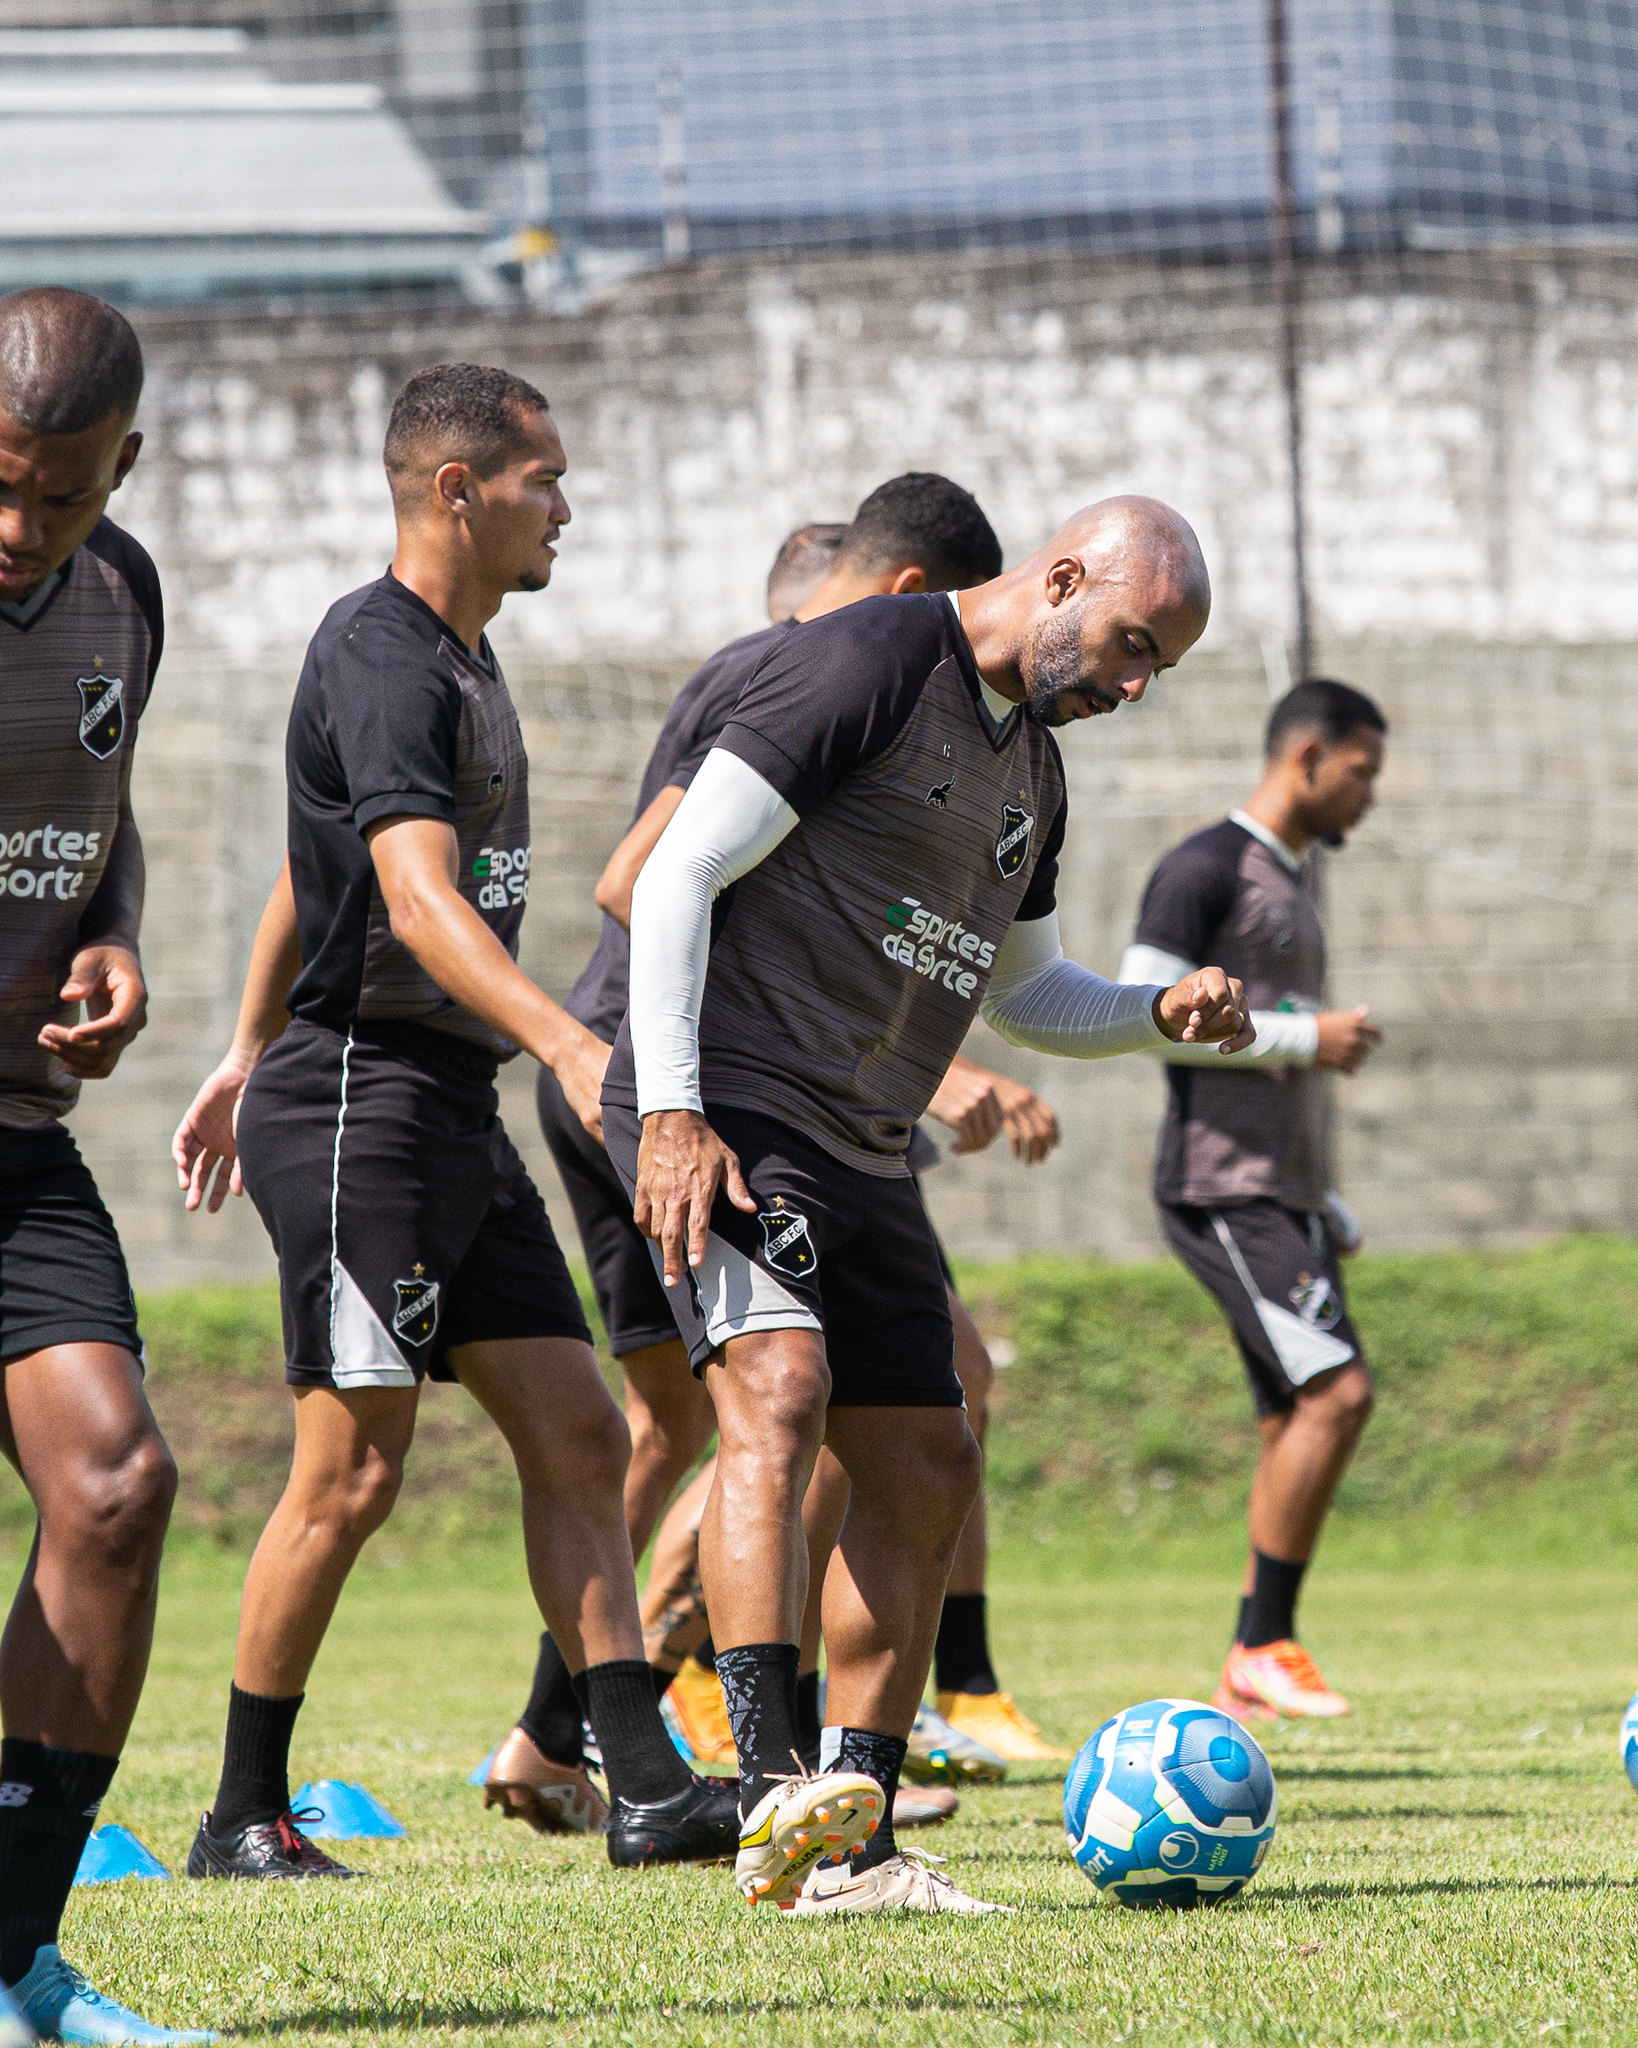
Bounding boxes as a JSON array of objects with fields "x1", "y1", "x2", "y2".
[
  {"x1": 468, "y1": 1749, "x2": 498, "y2": 1787},
  {"x1": 291, "y1": 1780, "x2": 407, "y2": 1840},
  {"x1": 74, "y1": 1824, "x2": 170, "y2": 1885}
]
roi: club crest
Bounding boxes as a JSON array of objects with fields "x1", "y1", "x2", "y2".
[
  {"x1": 994, "y1": 802, "x2": 1034, "y2": 878},
  {"x1": 1289, "y1": 1272, "x2": 1342, "y2": 1330},
  {"x1": 758, "y1": 1200, "x2": 816, "y2": 1277},
  {"x1": 391, "y1": 1275, "x2": 441, "y2": 1347},
  {"x1": 76, "y1": 676, "x2": 124, "y2": 760}
]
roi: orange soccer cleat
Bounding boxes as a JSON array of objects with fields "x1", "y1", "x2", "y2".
[
  {"x1": 1218, "y1": 1639, "x2": 1350, "y2": 1720},
  {"x1": 665, "y1": 1655, "x2": 739, "y2": 1768},
  {"x1": 936, "y1": 1689, "x2": 1072, "y2": 1763}
]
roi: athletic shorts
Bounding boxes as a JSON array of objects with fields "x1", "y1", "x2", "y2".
[
  {"x1": 1159, "y1": 1199, "x2": 1364, "y2": 1419},
  {"x1": 0, "y1": 1122, "x2": 141, "y2": 1363},
  {"x1": 238, "y1": 1018, "x2": 591, "y2": 1390},
  {"x1": 537, "y1": 1065, "x2": 677, "y2": 1359},
  {"x1": 602, "y1": 1100, "x2": 962, "y2": 1408}
]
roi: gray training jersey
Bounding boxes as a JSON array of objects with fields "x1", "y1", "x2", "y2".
[
  {"x1": 1134, "y1": 815, "x2": 1329, "y2": 1210},
  {"x1": 605, "y1": 594, "x2": 1066, "y2": 1173},
  {"x1": 0, "y1": 519, "x2": 161, "y2": 1127}
]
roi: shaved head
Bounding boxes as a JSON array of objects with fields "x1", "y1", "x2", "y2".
[
  {"x1": 1033, "y1": 496, "x2": 1210, "y2": 615},
  {"x1": 0, "y1": 288, "x2": 143, "y2": 436}
]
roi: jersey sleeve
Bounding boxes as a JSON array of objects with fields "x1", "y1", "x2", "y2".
[
  {"x1": 714, "y1": 596, "x2": 942, "y2": 815},
  {"x1": 323, "y1": 611, "x2": 461, "y2": 833},
  {"x1": 1015, "y1": 792, "x2": 1067, "y2": 922},
  {"x1": 1132, "y1": 824, "x2": 1243, "y2": 964},
  {"x1": 85, "y1": 517, "x2": 164, "y2": 694}
]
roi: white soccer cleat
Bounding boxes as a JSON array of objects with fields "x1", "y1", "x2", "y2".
[
  {"x1": 793, "y1": 1847, "x2": 1014, "y2": 1915},
  {"x1": 734, "y1": 1770, "x2": 882, "y2": 1908}
]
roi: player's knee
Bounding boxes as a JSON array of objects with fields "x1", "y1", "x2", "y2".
[
  {"x1": 1310, "y1": 1364, "x2": 1374, "y2": 1439},
  {"x1": 576, "y1": 1399, "x2": 634, "y2": 1496},
  {"x1": 331, "y1": 1450, "x2": 405, "y2": 1539},
  {"x1": 58, "y1": 1431, "x2": 177, "y2": 1567},
  {"x1": 722, "y1": 1347, "x2": 829, "y2": 1456},
  {"x1": 895, "y1": 1417, "x2": 981, "y2": 1541}
]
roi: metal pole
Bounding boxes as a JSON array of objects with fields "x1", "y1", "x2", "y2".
[{"x1": 1266, "y1": 0, "x2": 1311, "y2": 682}]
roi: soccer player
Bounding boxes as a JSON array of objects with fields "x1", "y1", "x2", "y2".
[
  {"x1": 171, "y1": 364, "x2": 736, "y2": 1877},
  {"x1": 0, "y1": 288, "x2": 214, "y2": 2045},
  {"x1": 487, "y1": 476, "x2": 1044, "y2": 1828},
  {"x1": 610, "y1": 495, "x2": 1250, "y2": 1913},
  {"x1": 1118, "y1": 678, "x2": 1386, "y2": 1722}
]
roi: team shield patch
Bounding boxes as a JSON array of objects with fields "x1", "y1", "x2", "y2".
[
  {"x1": 76, "y1": 676, "x2": 125, "y2": 760},
  {"x1": 994, "y1": 802, "x2": 1034, "y2": 877},
  {"x1": 1289, "y1": 1271, "x2": 1343, "y2": 1330},
  {"x1": 758, "y1": 1202, "x2": 816, "y2": 1278},
  {"x1": 391, "y1": 1276, "x2": 441, "y2": 1347}
]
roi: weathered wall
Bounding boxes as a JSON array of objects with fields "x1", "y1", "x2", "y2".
[{"x1": 64, "y1": 249, "x2": 1638, "y2": 1284}]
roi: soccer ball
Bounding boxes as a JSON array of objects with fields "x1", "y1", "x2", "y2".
[
  {"x1": 1620, "y1": 1690, "x2": 1638, "y2": 1791},
  {"x1": 1063, "y1": 1697, "x2": 1277, "y2": 1908}
]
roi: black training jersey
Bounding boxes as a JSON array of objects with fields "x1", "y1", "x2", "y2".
[
  {"x1": 283, "y1": 572, "x2": 531, "y2": 1060},
  {"x1": 569, "y1": 621, "x2": 789, "y2": 1041},
  {"x1": 0, "y1": 518, "x2": 161, "y2": 1127},
  {"x1": 606, "y1": 593, "x2": 1066, "y2": 1174}
]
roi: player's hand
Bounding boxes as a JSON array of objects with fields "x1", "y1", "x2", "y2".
[
  {"x1": 926, "y1": 1062, "x2": 1006, "y2": 1154},
  {"x1": 172, "y1": 1050, "x2": 255, "y2": 1213},
  {"x1": 1154, "y1": 968, "x2": 1255, "y2": 1053},
  {"x1": 635, "y1": 1108, "x2": 756, "y2": 1287},
  {"x1": 38, "y1": 942, "x2": 148, "y2": 1079},
  {"x1": 1315, "y1": 1005, "x2": 1381, "y2": 1074},
  {"x1": 554, "y1": 1027, "x2": 613, "y2": 1144},
  {"x1": 992, "y1": 1074, "x2": 1061, "y2": 1165}
]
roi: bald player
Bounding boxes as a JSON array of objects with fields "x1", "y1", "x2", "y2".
[
  {"x1": 607, "y1": 496, "x2": 1253, "y2": 1914},
  {"x1": 0, "y1": 290, "x2": 213, "y2": 2045}
]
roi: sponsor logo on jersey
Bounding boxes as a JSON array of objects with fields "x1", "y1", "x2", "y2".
[
  {"x1": 76, "y1": 675, "x2": 125, "y2": 760},
  {"x1": 881, "y1": 895, "x2": 995, "y2": 997},
  {"x1": 758, "y1": 1197, "x2": 816, "y2": 1277},
  {"x1": 924, "y1": 777, "x2": 955, "y2": 809},
  {"x1": 994, "y1": 803, "x2": 1033, "y2": 878},
  {"x1": 0, "y1": 823, "x2": 101, "y2": 902},
  {"x1": 473, "y1": 843, "x2": 531, "y2": 910},
  {"x1": 392, "y1": 1271, "x2": 441, "y2": 1346},
  {"x1": 1289, "y1": 1271, "x2": 1343, "y2": 1330}
]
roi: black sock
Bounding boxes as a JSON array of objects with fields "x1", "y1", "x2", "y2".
[
  {"x1": 584, "y1": 1661, "x2": 693, "y2": 1807},
  {"x1": 795, "y1": 1671, "x2": 822, "y2": 1771},
  {"x1": 1234, "y1": 1595, "x2": 1250, "y2": 1645},
  {"x1": 210, "y1": 1685, "x2": 303, "y2": 1838},
  {"x1": 650, "y1": 1664, "x2": 675, "y2": 1700},
  {"x1": 829, "y1": 1727, "x2": 907, "y2": 1874},
  {"x1": 714, "y1": 1642, "x2": 799, "y2": 1816},
  {"x1": 0, "y1": 1739, "x2": 118, "y2": 1985},
  {"x1": 693, "y1": 1634, "x2": 716, "y2": 1672},
  {"x1": 518, "y1": 1634, "x2": 585, "y2": 1768},
  {"x1": 1241, "y1": 1551, "x2": 1308, "y2": 1649},
  {"x1": 934, "y1": 1592, "x2": 997, "y2": 1696}
]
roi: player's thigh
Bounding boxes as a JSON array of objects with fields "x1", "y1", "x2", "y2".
[
  {"x1": 824, "y1": 1401, "x2": 980, "y2": 1530},
  {"x1": 454, "y1": 1334, "x2": 630, "y2": 1495},
  {"x1": 947, "y1": 1288, "x2": 994, "y2": 1435},
  {"x1": 622, "y1": 1340, "x2": 716, "y2": 1458},
  {"x1": 818, "y1": 1169, "x2": 962, "y2": 1414},
  {"x1": 1158, "y1": 1201, "x2": 1318, "y2": 1422},
  {"x1": 4, "y1": 1343, "x2": 173, "y2": 1535}
]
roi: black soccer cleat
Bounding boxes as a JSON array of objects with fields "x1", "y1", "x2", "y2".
[
  {"x1": 605, "y1": 1774, "x2": 741, "y2": 1868},
  {"x1": 186, "y1": 1807, "x2": 358, "y2": 1879}
]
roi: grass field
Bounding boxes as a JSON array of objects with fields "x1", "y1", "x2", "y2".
[{"x1": 18, "y1": 1239, "x2": 1638, "y2": 2044}]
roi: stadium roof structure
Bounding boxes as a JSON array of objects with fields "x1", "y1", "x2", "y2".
[{"x1": 0, "y1": 28, "x2": 488, "y2": 301}]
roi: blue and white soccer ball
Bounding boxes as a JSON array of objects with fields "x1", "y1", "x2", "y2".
[
  {"x1": 1063, "y1": 1697, "x2": 1277, "y2": 1908},
  {"x1": 1620, "y1": 1690, "x2": 1638, "y2": 1792}
]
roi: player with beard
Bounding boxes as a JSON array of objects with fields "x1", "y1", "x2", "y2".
[
  {"x1": 609, "y1": 496, "x2": 1252, "y2": 1913},
  {"x1": 171, "y1": 365, "x2": 736, "y2": 1878},
  {"x1": 1119, "y1": 677, "x2": 1386, "y2": 1722}
]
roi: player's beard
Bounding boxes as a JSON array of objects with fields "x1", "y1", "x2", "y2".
[{"x1": 1021, "y1": 607, "x2": 1118, "y2": 725}]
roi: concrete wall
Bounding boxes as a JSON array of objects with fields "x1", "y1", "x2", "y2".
[{"x1": 72, "y1": 248, "x2": 1638, "y2": 1284}]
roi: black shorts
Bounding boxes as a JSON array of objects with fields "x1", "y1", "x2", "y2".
[
  {"x1": 0, "y1": 1122, "x2": 140, "y2": 1364},
  {"x1": 238, "y1": 1019, "x2": 590, "y2": 1390},
  {"x1": 602, "y1": 1100, "x2": 961, "y2": 1409},
  {"x1": 1159, "y1": 1199, "x2": 1364, "y2": 1419},
  {"x1": 537, "y1": 1065, "x2": 677, "y2": 1359}
]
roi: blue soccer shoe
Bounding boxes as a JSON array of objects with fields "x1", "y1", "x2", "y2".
[
  {"x1": 14, "y1": 1948, "x2": 215, "y2": 2046},
  {"x1": 0, "y1": 1974, "x2": 35, "y2": 2048}
]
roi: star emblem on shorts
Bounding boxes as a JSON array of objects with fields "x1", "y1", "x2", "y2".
[{"x1": 412, "y1": 1262, "x2": 425, "y2": 1276}]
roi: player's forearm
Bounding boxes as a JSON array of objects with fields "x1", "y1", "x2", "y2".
[
  {"x1": 982, "y1": 912, "x2": 1167, "y2": 1060},
  {"x1": 75, "y1": 815, "x2": 145, "y2": 955},
  {"x1": 1116, "y1": 944, "x2": 1318, "y2": 1065},
  {"x1": 228, "y1": 861, "x2": 302, "y2": 1066}
]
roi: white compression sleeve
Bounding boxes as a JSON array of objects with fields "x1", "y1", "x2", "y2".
[
  {"x1": 628, "y1": 749, "x2": 799, "y2": 1115},
  {"x1": 981, "y1": 912, "x2": 1169, "y2": 1058},
  {"x1": 1117, "y1": 943, "x2": 1319, "y2": 1064}
]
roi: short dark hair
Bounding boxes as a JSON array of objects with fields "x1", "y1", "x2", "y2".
[
  {"x1": 0, "y1": 288, "x2": 143, "y2": 435},
  {"x1": 766, "y1": 522, "x2": 848, "y2": 619},
  {"x1": 384, "y1": 363, "x2": 551, "y2": 505},
  {"x1": 1266, "y1": 677, "x2": 1387, "y2": 758},
  {"x1": 839, "y1": 473, "x2": 1002, "y2": 588}
]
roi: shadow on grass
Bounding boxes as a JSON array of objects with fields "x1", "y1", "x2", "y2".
[
  {"x1": 1254, "y1": 1873, "x2": 1629, "y2": 1905},
  {"x1": 1281, "y1": 1806, "x2": 1517, "y2": 1821},
  {"x1": 1272, "y1": 1764, "x2": 1447, "y2": 1782}
]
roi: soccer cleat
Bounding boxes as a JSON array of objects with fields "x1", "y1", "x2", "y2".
[
  {"x1": 936, "y1": 1689, "x2": 1071, "y2": 1763},
  {"x1": 0, "y1": 1977, "x2": 34, "y2": 2048},
  {"x1": 14, "y1": 1948, "x2": 215, "y2": 2046},
  {"x1": 893, "y1": 1784, "x2": 958, "y2": 1827},
  {"x1": 1212, "y1": 1668, "x2": 1279, "y2": 1724},
  {"x1": 664, "y1": 1658, "x2": 738, "y2": 1769},
  {"x1": 185, "y1": 1807, "x2": 357, "y2": 1879},
  {"x1": 1222, "y1": 1639, "x2": 1350, "y2": 1719},
  {"x1": 480, "y1": 1726, "x2": 609, "y2": 1835},
  {"x1": 793, "y1": 1848, "x2": 1013, "y2": 1916},
  {"x1": 604, "y1": 1774, "x2": 740, "y2": 1868},
  {"x1": 904, "y1": 1702, "x2": 1006, "y2": 1785},
  {"x1": 735, "y1": 1770, "x2": 882, "y2": 1907}
]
